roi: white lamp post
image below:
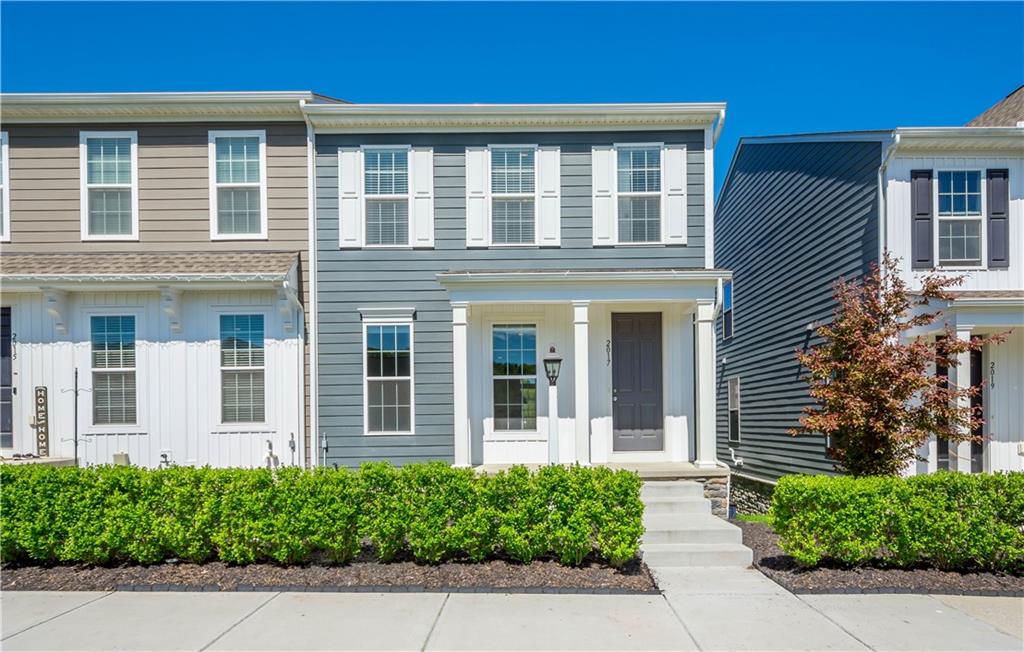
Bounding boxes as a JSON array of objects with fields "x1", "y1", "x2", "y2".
[{"x1": 543, "y1": 345, "x2": 563, "y2": 465}]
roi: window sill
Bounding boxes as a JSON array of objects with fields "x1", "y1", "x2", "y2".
[
  {"x1": 85, "y1": 426, "x2": 147, "y2": 436},
  {"x1": 364, "y1": 430, "x2": 416, "y2": 437},
  {"x1": 212, "y1": 424, "x2": 273, "y2": 434},
  {"x1": 211, "y1": 233, "x2": 269, "y2": 241},
  {"x1": 81, "y1": 235, "x2": 139, "y2": 242}
]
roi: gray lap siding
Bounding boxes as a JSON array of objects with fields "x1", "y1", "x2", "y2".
[
  {"x1": 315, "y1": 130, "x2": 706, "y2": 467},
  {"x1": 714, "y1": 139, "x2": 883, "y2": 481}
]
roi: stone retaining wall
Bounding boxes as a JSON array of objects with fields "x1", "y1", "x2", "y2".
[{"x1": 729, "y1": 474, "x2": 774, "y2": 514}]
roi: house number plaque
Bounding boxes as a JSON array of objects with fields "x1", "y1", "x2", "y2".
[{"x1": 33, "y1": 386, "x2": 50, "y2": 457}]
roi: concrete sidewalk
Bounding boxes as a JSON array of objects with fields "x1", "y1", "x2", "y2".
[{"x1": 2, "y1": 571, "x2": 1021, "y2": 651}]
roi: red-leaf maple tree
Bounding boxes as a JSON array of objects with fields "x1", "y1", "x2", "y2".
[{"x1": 793, "y1": 253, "x2": 1006, "y2": 477}]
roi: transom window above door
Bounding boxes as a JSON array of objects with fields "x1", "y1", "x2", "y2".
[
  {"x1": 209, "y1": 130, "x2": 267, "y2": 240},
  {"x1": 491, "y1": 147, "x2": 536, "y2": 245},
  {"x1": 937, "y1": 170, "x2": 982, "y2": 267},
  {"x1": 364, "y1": 148, "x2": 410, "y2": 246},
  {"x1": 80, "y1": 131, "x2": 138, "y2": 240},
  {"x1": 492, "y1": 325, "x2": 537, "y2": 431}
]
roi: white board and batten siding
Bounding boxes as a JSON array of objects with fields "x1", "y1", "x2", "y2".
[
  {"x1": 5, "y1": 290, "x2": 303, "y2": 468},
  {"x1": 886, "y1": 155, "x2": 1024, "y2": 291}
]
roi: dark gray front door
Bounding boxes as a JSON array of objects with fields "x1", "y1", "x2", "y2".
[{"x1": 612, "y1": 312, "x2": 663, "y2": 451}]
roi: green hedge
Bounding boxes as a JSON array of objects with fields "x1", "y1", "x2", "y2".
[
  {"x1": 770, "y1": 472, "x2": 1024, "y2": 572},
  {"x1": 0, "y1": 462, "x2": 643, "y2": 567}
]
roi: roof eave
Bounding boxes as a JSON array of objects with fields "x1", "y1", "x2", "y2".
[{"x1": 892, "y1": 126, "x2": 1024, "y2": 152}]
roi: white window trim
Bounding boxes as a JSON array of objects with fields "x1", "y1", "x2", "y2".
[
  {"x1": 361, "y1": 145, "x2": 412, "y2": 249},
  {"x1": 613, "y1": 142, "x2": 664, "y2": 246},
  {"x1": 488, "y1": 322, "x2": 541, "y2": 435},
  {"x1": 84, "y1": 307, "x2": 144, "y2": 434},
  {"x1": 488, "y1": 144, "x2": 540, "y2": 247},
  {"x1": 0, "y1": 131, "x2": 10, "y2": 242},
  {"x1": 209, "y1": 130, "x2": 269, "y2": 241},
  {"x1": 216, "y1": 310, "x2": 270, "y2": 429},
  {"x1": 727, "y1": 376, "x2": 741, "y2": 443},
  {"x1": 79, "y1": 131, "x2": 139, "y2": 241},
  {"x1": 362, "y1": 318, "x2": 415, "y2": 436},
  {"x1": 933, "y1": 168, "x2": 987, "y2": 270}
]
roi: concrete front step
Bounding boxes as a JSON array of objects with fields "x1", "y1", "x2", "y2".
[
  {"x1": 640, "y1": 480, "x2": 705, "y2": 499},
  {"x1": 641, "y1": 496, "x2": 711, "y2": 515},
  {"x1": 641, "y1": 542, "x2": 754, "y2": 568},
  {"x1": 642, "y1": 513, "x2": 744, "y2": 544}
]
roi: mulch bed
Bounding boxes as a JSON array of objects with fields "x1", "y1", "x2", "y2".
[
  {"x1": 736, "y1": 520, "x2": 1024, "y2": 597},
  {"x1": 1, "y1": 551, "x2": 657, "y2": 594}
]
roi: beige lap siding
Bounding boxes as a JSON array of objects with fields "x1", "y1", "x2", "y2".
[{"x1": 1, "y1": 122, "x2": 312, "y2": 464}]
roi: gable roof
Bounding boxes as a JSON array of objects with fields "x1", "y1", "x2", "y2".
[{"x1": 967, "y1": 85, "x2": 1024, "y2": 127}]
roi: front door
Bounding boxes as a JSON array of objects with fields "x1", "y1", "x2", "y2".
[
  {"x1": 612, "y1": 312, "x2": 663, "y2": 451},
  {"x1": 1, "y1": 307, "x2": 12, "y2": 450}
]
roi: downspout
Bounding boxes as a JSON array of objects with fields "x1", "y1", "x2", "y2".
[
  {"x1": 712, "y1": 108, "x2": 726, "y2": 147},
  {"x1": 300, "y1": 99, "x2": 320, "y2": 468},
  {"x1": 877, "y1": 132, "x2": 900, "y2": 263}
]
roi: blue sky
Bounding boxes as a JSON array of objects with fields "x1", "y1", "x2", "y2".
[{"x1": 3, "y1": 2, "x2": 1021, "y2": 189}]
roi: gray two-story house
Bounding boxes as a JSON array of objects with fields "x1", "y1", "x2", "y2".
[
  {"x1": 715, "y1": 88, "x2": 1023, "y2": 494},
  {"x1": 303, "y1": 103, "x2": 730, "y2": 470}
]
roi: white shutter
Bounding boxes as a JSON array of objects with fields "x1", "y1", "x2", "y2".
[
  {"x1": 592, "y1": 146, "x2": 615, "y2": 245},
  {"x1": 535, "y1": 146, "x2": 561, "y2": 247},
  {"x1": 662, "y1": 144, "x2": 687, "y2": 244},
  {"x1": 338, "y1": 147, "x2": 363, "y2": 248},
  {"x1": 409, "y1": 146, "x2": 434, "y2": 248},
  {"x1": 465, "y1": 146, "x2": 489, "y2": 247}
]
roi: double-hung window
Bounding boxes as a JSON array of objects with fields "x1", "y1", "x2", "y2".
[
  {"x1": 365, "y1": 323, "x2": 413, "y2": 433},
  {"x1": 492, "y1": 325, "x2": 538, "y2": 431},
  {"x1": 364, "y1": 148, "x2": 410, "y2": 246},
  {"x1": 937, "y1": 171, "x2": 983, "y2": 267},
  {"x1": 210, "y1": 130, "x2": 267, "y2": 239},
  {"x1": 0, "y1": 131, "x2": 9, "y2": 241},
  {"x1": 91, "y1": 316, "x2": 137, "y2": 426},
  {"x1": 727, "y1": 377, "x2": 741, "y2": 443},
  {"x1": 722, "y1": 280, "x2": 734, "y2": 340},
  {"x1": 491, "y1": 147, "x2": 536, "y2": 245},
  {"x1": 617, "y1": 146, "x2": 662, "y2": 243},
  {"x1": 220, "y1": 315, "x2": 266, "y2": 423},
  {"x1": 80, "y1": 131, "x2": 138, "y2": 240}
]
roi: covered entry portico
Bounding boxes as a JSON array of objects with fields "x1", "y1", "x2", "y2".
[{"x1": 438, "y1": 269, "x2": 729, "y2": 469}]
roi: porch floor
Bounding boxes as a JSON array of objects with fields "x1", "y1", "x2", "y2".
[{"x1": 474, "y1": 462, "x2": 729, "y2": 479}]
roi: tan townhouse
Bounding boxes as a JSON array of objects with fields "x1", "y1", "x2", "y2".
[{"x1": 0, "y1": 92, "x2": 330, "y2": 468}]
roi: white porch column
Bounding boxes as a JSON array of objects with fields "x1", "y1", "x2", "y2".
[
  {"x1": 452, "y1": 302, "x2": 471, "y2": 467},
  {"x1": 572, "y1": 301, "x2": 591, "y2": 464},
  {"x1": 694, "y1": 301, "x2": 717, "y2": 468},
  {"x1": 953, "y1": 327, "x2": 973, "y2": 473}
]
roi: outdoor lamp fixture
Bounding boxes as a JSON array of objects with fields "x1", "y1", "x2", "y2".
[{"x1": 543, "y1": 345, "x2": 563, "y2": 386}]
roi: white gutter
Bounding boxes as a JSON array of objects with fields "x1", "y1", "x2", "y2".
[
  {"x1": 0, "y1": 91, "x2": 315, "y2": 104},
  {"x1": 877, "y1": 132, "x2": 901, "y2": 261},
  {"x1": 300, "y1": 99, "x2": 320, "y2": 468},
  {"x1": 437, "y1": 269, "x2": 732, "y2": 284}
]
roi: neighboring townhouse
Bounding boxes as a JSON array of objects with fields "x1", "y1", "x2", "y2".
[
  {"x1": 715, "y1": 87, "x2": 1024, "y2": 492},
  {"x1": 0, "y1": 92, "x2": 328, "y2": 468},
  {"x1": 303, "y1": 103, "x2": 730, "y2": 470}
]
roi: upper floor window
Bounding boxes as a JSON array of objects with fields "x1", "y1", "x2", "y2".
[
  {"x1": 491, "y1": 147, "x2": 536, "y2": 245},
  {"x1": 591, "y1": 143, "x2": 686, "y2": 246},
  {"x1": 364, "y1": 148, "x2": 409, "y2": 246},
  {"x1": 220, "y1": 314, "x2": 266, "y2": 423},
  {"x1": 722, "y1": 280, "x2": 734, "y2": 339},
  {"x1": 80, "y1": 131, "x2": 138, "y2": 240},
  {"x1": 91, "y1": 315, "x2": 137, "y2": 425},
  {"x1": 617, "y1": 146, "x2": 661, "y2": 243},
  {"x1": 937, "y1": 170, "x2": 982, "y2": 267},
  {"x1": 209, "y1": 130, "x2": 267, "y2": 240},
  {"x1": 0, "y1": 131, "x2": 9, "y2": 241}
]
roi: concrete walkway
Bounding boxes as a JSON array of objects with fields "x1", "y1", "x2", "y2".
[{"x1": 2, "y1": 572, "x2": 1021, "y2": 651}]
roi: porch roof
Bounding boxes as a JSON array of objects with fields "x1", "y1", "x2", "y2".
[
  {"x1": 437, "y1": 268, "x2": 730, "y2": 304},
  {"x1": 0, "y1": 251, "x2": 300, "y2": 291}
]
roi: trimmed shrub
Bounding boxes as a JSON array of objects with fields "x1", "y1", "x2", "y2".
[
  {"x1": 0, "y1": 462, "x2": 643, "y2": 568},
  {"x1": 770, "y1": 472, "x2": 1024, "y2": 572}
]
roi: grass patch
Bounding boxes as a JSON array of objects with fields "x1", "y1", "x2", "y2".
[{"x1": 735, "y1": 513, "x2": 772, "y2": 525}]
